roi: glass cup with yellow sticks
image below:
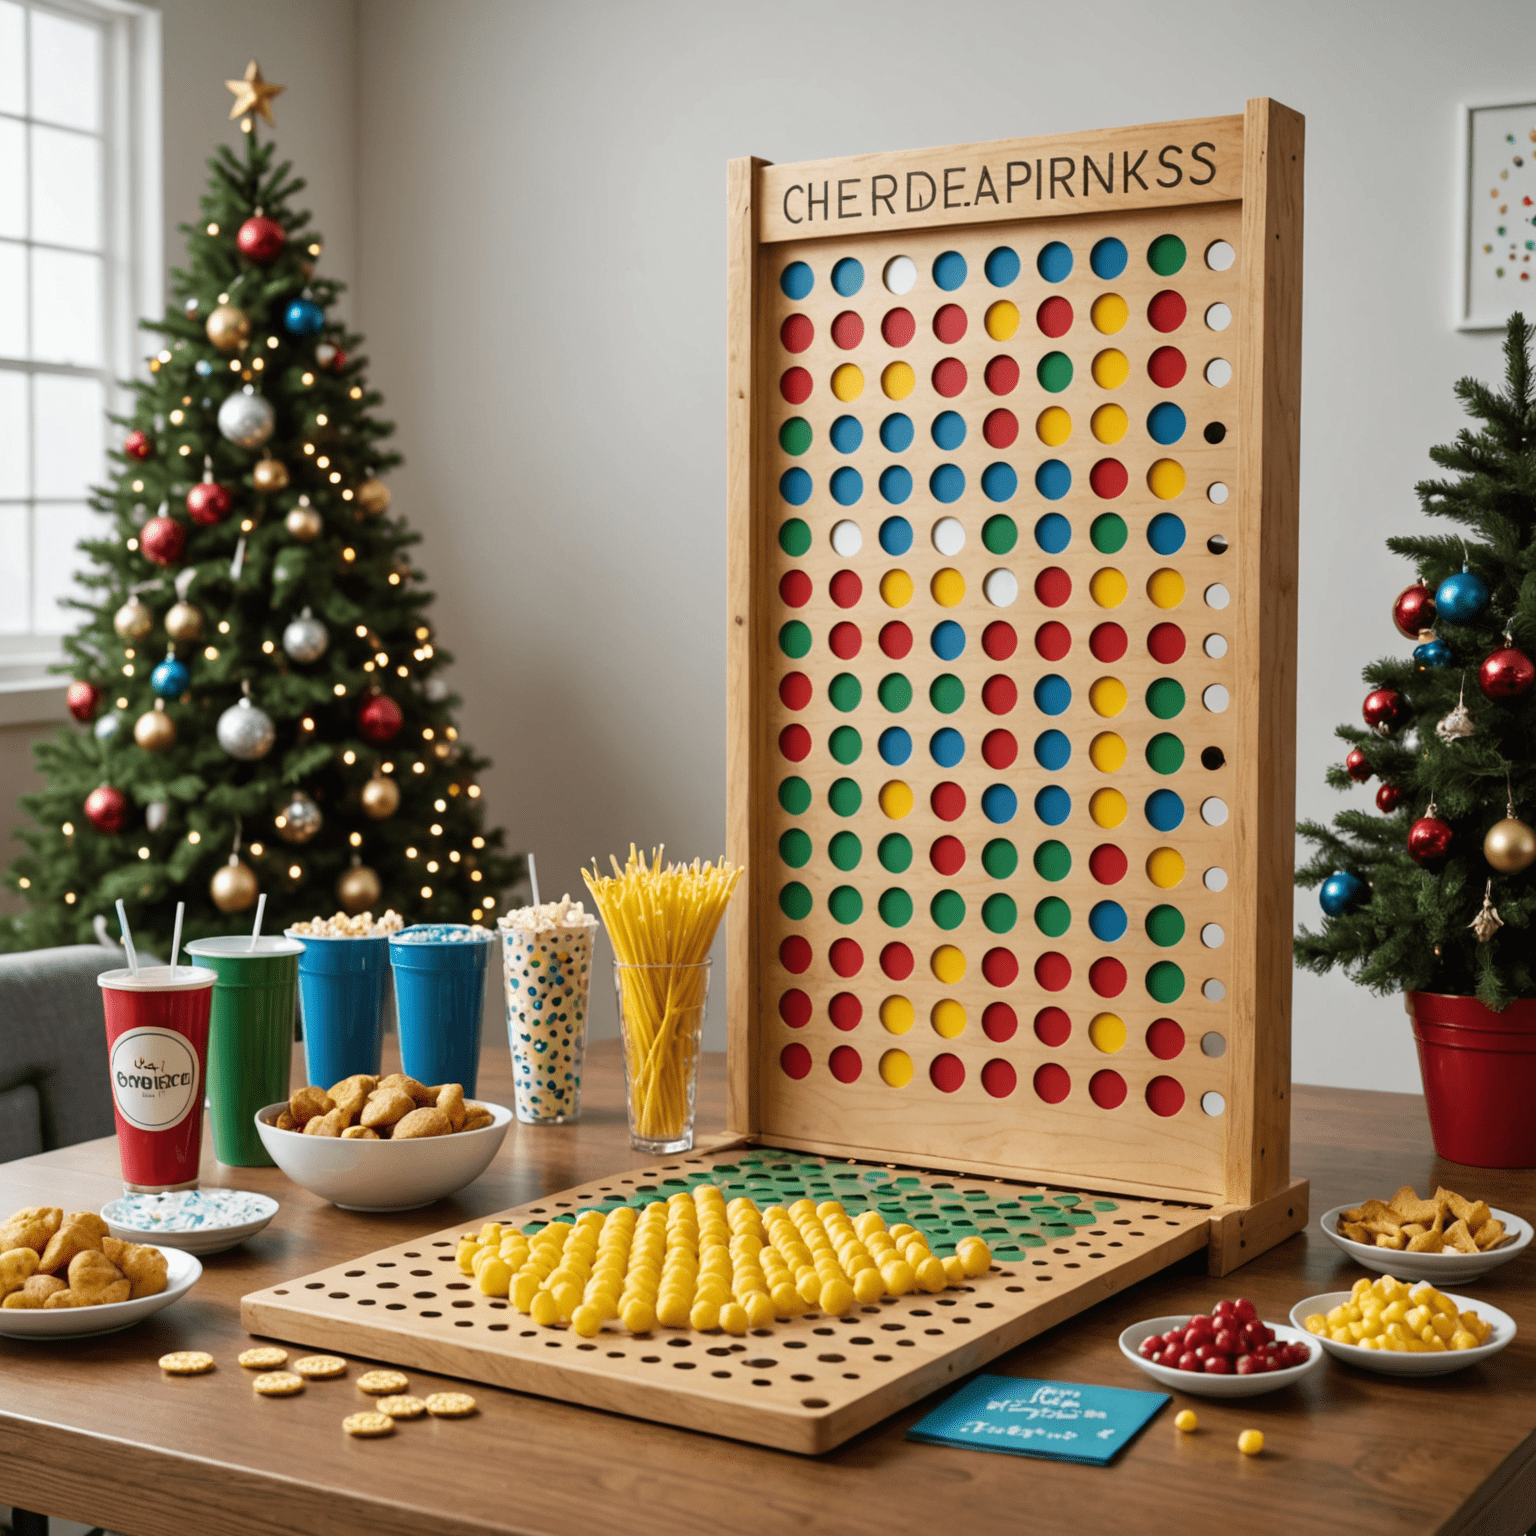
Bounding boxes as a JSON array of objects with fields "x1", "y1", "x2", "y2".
[{"x1": 613, "y1": 958, "x2": 711, "y2": 1154}]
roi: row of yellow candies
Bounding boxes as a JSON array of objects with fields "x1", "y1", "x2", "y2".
[{"x1": 1302, "y1": 1274, "x2": 1492, "y2": 1352}]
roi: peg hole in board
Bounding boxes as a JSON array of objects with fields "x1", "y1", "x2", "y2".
[
  {"x1": 1202, "y1": 978, "x2": 1227, "y2": 1002},
  {"x1": 1203, "y1": 632, "x2": 1227, "y2": 658},
  {"x1": 1205, "y1": 357, "x2": 1233, "y2": 387},
  {"x1": 1201, "y1": 1090, "x2": 1227, "y2": 1116},
  {"x1": 883, "y1": 255, "x2": 916, "y2": 295},
  {"x1": 1205, "y1": 583, "x2": 1231, "y2": 610},
  {"x1": 1201, "y1": 1031, "x2": 1227, "y2": 1057},
  {"x1": 1201, "y1": 923, "x2": 1225, "y2": 949},
  {"x1": 1207, "y1": 534, "x2": 1228, "y2": 554},
  {"x1": 1203, "y1": 866, "x2": 1227, "y2": 892},
  {"x1": 1200, "y1": 746, "x2": 1226, "y2": 770},
  {"x1": 1207, "y1": 481, "x2": 1229, "y2": 504},
  {"x1": 1202, "y1": 684, "x2": 1230, "y2": 713},
  {"x1": 830, "y1": 520, "x2": 862, "y2": 557},
  {"x1": 1205, "y1": 302, "x2": 1232, "y2": 331},
  {"x1": 1201, "y1": 797, "x2": 1229, "y2": 826}
]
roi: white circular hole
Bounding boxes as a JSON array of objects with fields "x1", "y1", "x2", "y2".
[
  {"x1": 983, "y1": 568, "x2": 1018, "y2": 608},
  {"x1": 1202, "y1": 979, "x2": 1226, "y2": 1003},
  {"x1": 1200, "y1": 797, "x2": 1229, "y2": 827},
  {"x1": 1204, "y1": 302, "x2": 1232, "y2": 331},
  {"x1": 1205, "y1": 358, "x2": 1232, "y2": 388},
  {"x1": 1201, "y1": 922, "x2": 1225, "y2": 949},
  {"x1": 1200, "y1": 1031, "x2": 1226, "y2": 1058},
  {"x1": 1205, "y1": 240, "x2": 1235, "y2": 272},
  {"x1": 1203, "y1": 633, "x2": 1227, "y2": 659},
  {"x1": 1200, "y1": 1089, "x2": 1227, "y2": 1116},
  {"x1": 1202, "y1": 683, "x2": 1230, "y2": 713},
  {"x1": 1207, "y1": 481, "x2": 1229, "y2": 505},
  {"x1": 883, "y1": 255, "x2": 917, "y2": 295},
  {"x1": 1203, "y1": 865, "x2": 1228, "y2": 892},
  {"x1": 830, "y1": 519, "x2": 863, "y2": 557},
  {"x1": 931, "y1": 516, "x2": 966, "y2": 556},
  {"x1": 1205, "y1": 583, "x2": 1230, "y2": 610}
]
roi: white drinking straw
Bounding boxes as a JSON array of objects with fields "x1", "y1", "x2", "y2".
[
  {"x1": 249, "y1": 891, "x2": 267, "y2": 951},
  {"x1": 528, "y1": 852, "x2": 541, "y2": 907},
  {"x1": 169, "y1": 900, "x2": 184, "y2": 981},
  {"x1": 115, "y1": 899, "x2": 139, "y2": 978}
]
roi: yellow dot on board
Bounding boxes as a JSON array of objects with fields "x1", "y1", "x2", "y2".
[
  {"x1": 1089, "y1": 567, "x2": 1128, "y2": 608},
  {"x1": 1148, "y1": 568, "x2": 1187, "y2": 609},
  {"x1": 1092, "y1": 348, "x2": 1129, "y2": 388},
  {"x1": 931, "y1": 999, "x2": 967, "y2": 1039},
  {"x1": 1091, "y1": 293, "x2": 1128, "y2": 333},
  {"x1": 832, "y1": 364, "x2": 864, "y2": 402},
  {"x1": 880, "y1": 995, "x2": 915, "y2": 1034},
  {"x1": 1089, "y1": 1013, "x2": 1127, "y2": 1054},
  {"x1": 931, "y1": 568, "x2": 965, "y2": 607},
  {"x1": 1090, "y1": 788, "x2": 1128, "y2": 828},
  {"x1": 1090, "y1": 732, "x2": 1127, "y2": 772},
  {"x1": 880, "y1": 1050, "x2": 914, "y2": 1087},
  {"x1": 1148, "y1": 458, "x2": 1187, "y2": 500},
  {"x1": 1036, "y1": 406, "x2": 1072, "y2": 447},
  {"x1": 1089, "y1": 677, "x2": 1128, "y2": 717},
  {"x1": 879, "y1": 781, "x2": 914, "y2": 819},
  {"x1": 1091, "y1": 403, "x2": 1128, "y2": 444},
  {"x1": 881, "y1": 569, "x2": 914, "y2": 607},
  {"x1": 1147, "y1": 847, "x2": 1187, "y2": 888},
  {"x1": 882, "y1": 361, "x2": 915, "y2": 400},
  {"x1": 985, "y1": 300, "x2": 1020, "y2": 341},
  {"x1": 931, "y1": 944, "x2": 966, "y2": 984}
]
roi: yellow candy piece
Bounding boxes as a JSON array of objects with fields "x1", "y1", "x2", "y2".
[
  {"x1": 771, "y1": 1282, "x2": 807, "y2": 1317},
  {"x1": 719, "y1": 1302, "x2": 749, "y2": 1335},
  {"x1": 744, "y1": 1291, "x2": 776, "y2": 1330},
  {"x1": 914, "y1": 1256, "x2": 947, "y2": 1293},
  {"x1": 957, "y1": 1237, "x2": 992, "y2": 1277},
  {"x1": 1450, "y1": 1329, "x2": 1479, "y2": 1350},
  {"x1": 819, "y1": 1278, "x2": 855, "y2": 1317},
  {"x1": 571, "y1": 1304, "x2": 603, "y2": 1337},
  {"x1": 796, "y1": 1271, "x2": 823, "y2": 1306},
  {"x1": 689, "y1": 1298, "x2": 720, "y2": 1331},
  {"x1": 477, "y1": 1222, "x2": 505, "y2": 1246},
  {"x1": 455, "y1": 1239, "x2": 482, "y2": 1274},
  {"x1": 1302, "y1": 1314, "x2": 1326, "y2": 1335},
  {"x1": 1237, "y1": 1429, "x2": 1264, "y2": 1456},
  {"x1": 529, "y1": 1289, "x2": 560, "y2": 1327},
  {"x1": 1174, "y1": 1409, "x2": 1198, "y2": 1433},
  {"x1": 511, "y1": 1271, "x2": 541, "y2": 1312},
  {"x1": 1350, "y1": 1277, "x2": 1372, "y2": 1296},
  {"x1": 475, "y1": 1257, "x2": 512, "y2": 1298},
  {"x1": 622, "y1": 1298, "x2": 656, "y2": 1334},
  {"x1": 656, "y1": 1291, "x2": 692, "y2": 1329},
  {"x1": 942, "y1": 1254, "x2": 966, "y2": 1285},
  {"x1": 853, "y1": 1267, "x2": 886, "y2": 1305},
  {"x1": 880, "y1": 1259, "x2": 915, "y2": 1297}
]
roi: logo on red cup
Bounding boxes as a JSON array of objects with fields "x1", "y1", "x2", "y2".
[{"x1": 109, "y1": 1027, "x2": 200, "y2": 1132}]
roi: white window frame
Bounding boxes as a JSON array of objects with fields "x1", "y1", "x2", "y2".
[{"x1": 0, "y1": 0, "x2": 160, "y2": 725}]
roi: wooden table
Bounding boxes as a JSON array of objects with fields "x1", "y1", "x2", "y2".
[{"x1": 1, "y1": 1040, "x2": 1532, "y2": 1536}]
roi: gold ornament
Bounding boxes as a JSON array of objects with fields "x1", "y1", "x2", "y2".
[
  {"x1": 356, "y1": 478, "x2": 392, "y2": 515},
  {"x1": 360, "y1": 775, "x2": 400, "y2": 819},
  {"x1": 285, "y1": 505, "x2": 323, "y2": 542},
  {"x1": 114, "y1": 596, "x2": 153, "y2": 641},
  {"x1": 1485, "y1": 816, "x2": 1536, "y2": 873},
  {"x1": 337, "y1": 863, "x2": 381, "y2": 915},
  {"x1": 1471, "y1": 881, "x2": 1504, "y2": 944},
  {"x1": 133, "y1": 701, "x2": 176, "y2": 752},
  {"x1": 253, "y1": 455, "x2": 290, "y2": 493},
  {"x1": 164, "y1": 600, "x2": 203, "y2": 641},
  {"x1": 211, "y1": 856, "x2": 259, "y2": 913},
  {"x1": 206, "y1": 303, "x2": 251, "y2": 352},
  {"x1": 274, "y1": 790, "x2": 322, "y2": 845},
  {"x1": 225, "y1": 60, "x2": 284, "y2": 124}
]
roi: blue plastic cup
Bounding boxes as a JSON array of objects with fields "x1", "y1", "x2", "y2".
[
  {"x1": 286, "y1": 930, "x2": 389, "y2": 1088},
  {"x1": 389, "y1": 924, "x2": 496, "y2": 1094}
]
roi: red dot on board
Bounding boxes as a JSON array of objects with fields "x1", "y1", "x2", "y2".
[
  {"x1": 1090, "y1": 1069, "x2": 1128, "y2": 1109},
  {"x1": 1146, "y1": 1018, "x2": 1186, "y2": 1060},
  {"x1": 930, "y1": 836, "x2": 966, "y2": 876},
  {"x1": 829, "y1": 992, "x2": 863, "y2": 1032},
  {"x1": 1089, "y1": 458, "x2": 1129, "y2": 499},
  {"x1": 1148, "y1": 623, "x2": 1186, "y2": 664},
  {"x1": 778, "y1": 724, "x2": 811, "y2": 762},
  {"x1": 981, "y1": 1059, "x2": 1017, "y2": 1099},
  {"x1": 983, "y1": 408, "x2": 1019, "y2": 449},
  {"x1": 932, "y1": 358, "x2": 968, "y2": 398},
  {"x1": 779, "y1": 367, "x2": 812, "y2": 404},
  {"x1": 778, "y1": 672, "x2": 812, "y2": 711},
  {"x1": 1034, "y1": 1062, "x2": 1071, "y2": 1105},
  {"x1": 1036, "y1": 296, "x2": 1073, "y2": 338},
  {"x1": 781, "y1": 1042, "x2": 813, "y2": 1080},
  {"x1": 931, "y1": 782, "x2": 966, "y2": 822},
  {"x1": 829, "y1": 938, "x2": 864, "y2": 978},
  {"x1": 779, "y1": 989, "x2": 812, "y2": 1028},
  {"x1": 933, "y1": 304, "x2": 968, "y2": 344},
  {"x1": 779, "y1": 935, "x2": 812, "y2": 974},
  {"x1": 1035, "y1": 568, "x2": 1071, "y2": 608},
  {"x1": 1148, "y1": 346, "x2": 1187, "y2": 388},
  {"x1": 1090, "y1": 622, "x2": 1128, "y2": 663},
  {"x1": 780, "y1": 314, "x2": 814, "y2": 354},
  {"x1": 983, "y1": 947, "x2": 1019, "y2": 987},
  {"x1": 829, "y1": 1045, "x2": 863, "y2": 1084},
  {"x1": 1146, "y1": 1075, "x2": 1186, "y2": 1117},
  {"x1": 982, "y1": 729, "x2": 1018, "y2": 770},
  {"x1": 881, "y1": 942, "x2": 915, "y2": 981},
  {"x1": 984, "y1": 355, "x2": 1020, "y2": 395},
  {"x1": 1035, "y1": 621, "x2": 1071, "y2": 661},
  {"x1": 882, "y1": 307, "x2": 916, "y2": 347},
  {"x1": 880, "y1": 621, "x2": 914, "y2": 659},
  {"x1": 829, "y1": 570, "x2": 863, "y2": 609},
  {"x1": 983, "y1": 1002, "x2": 1019, "y2": 1042},
  {"x1": 930, "y1": 1054, "x2": 965, "y2": 1094},
  {"x1": 982, "y1": 675, "x2": 1018, "y2": 715},
  {"x1": 829, "y1": 622, "x2": 862, "y2": 659},
  {"x1": 1089, "y1": 844, "x2": 1129, "y2": 885},
  {"x1": 1035, "y1": 951, "x2": 1071, "y2": 992},
  {"x1": 779, "y1": 570, "x2": 812, "y2": 608},
  {"x1": 1089, "y1": 957, "x2": 1128, "y2": 998},
  {"x1": 831, "y1": 311, "x2": 864, "y2": 350},
  {"x1": 1147, "y1": 290, "x2": 1187, "y2": 333},
  {"x1": 982, "y1": 621, "x2": 1018, "y2": 660},
  {"x1": 1034, "y1": 1006, "x2": 1071, "y2": 1047}
]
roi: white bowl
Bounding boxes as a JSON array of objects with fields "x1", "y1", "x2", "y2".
[
  {"x1": 1290, "y1": 1290, "x2": 1517, "y2": 1376},
  {"x1": 0, "y1": 1247, "x2": 201, "y2": 1339},
  {"x1": 254, "y1": 1100, "x2": 512, "y2": 1210},
  {"x1": 1319, "y1": 1203, "x2": 1531, "y2": 1283},
  {"x1": 1118, "y1": 1314, "x2": 1324, "y2": 1397},
  {"x1": 101, "y1": 1189, "x2": 279, "y2": 1255}
]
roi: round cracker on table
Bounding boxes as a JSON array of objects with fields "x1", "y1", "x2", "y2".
[
  {"x1": 356, "y1": 1368, "x2": 410, "y2": 1396},
  {"x1": 293, "y1": 1354, "x2": 348, "y2": 1379},
  {"x1": 252, "y1": 1371, "x2": 304, "y2": 1397},
  {"x1": 158, "y1": 1351, "x2": 215, "y2": 1375},
  {"x1": 238, "y1": 1346, "x2": 289, "y2": 1370},
  {"x1": 424, "y1": 1391, "x2": 477, "y2": 1418},
  {"x1": 343, "y1": 1411, "x2": 395, "y2": 1438},
  {"x1": 376, "y1": 1394, "x2": 426, "y2": 1419}
]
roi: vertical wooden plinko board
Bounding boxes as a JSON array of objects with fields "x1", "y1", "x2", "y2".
[{"x1": 727, "y1": 104, "x2": 1303, "y2": 1214}]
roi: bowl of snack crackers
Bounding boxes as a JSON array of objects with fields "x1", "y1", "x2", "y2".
[
  {"x1": 255, "y1": 1074, "x2": 512, "y2": 1211},
  {"x1": 0, "y1": 1206, "x2": 200, "y2": 1338},
  {"x1": 1321, "y1": 1183, "x2": 1531, "y2": 1282}
]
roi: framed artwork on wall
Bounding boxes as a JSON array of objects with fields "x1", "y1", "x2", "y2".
[{"x1": 1459, "y1": 101, "x2": 1536, "y2": 330}]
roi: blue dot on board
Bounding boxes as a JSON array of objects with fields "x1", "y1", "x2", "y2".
[
  {"x1": 1034, "y1": 784, "x2": 1071, "y2": 826},
  {"x1": 1035, "y1": 460, "x2": 1071, "y2": 500},
  {"x1": 930, "y1": 728, "x2": 965, "y2": 768},
  {"x1": 1034, "y1": 674, "x2": 1072, "y2": 716},
  {"x1": 1147, "y1": 513, "x2": 1186, "y2": 555},
  {"x1": 779, "y1": 467, "x2": 812, "y2": 505},
  {"x1": 1090, "y1": 237, "x2": 1128, "y2": 279},
  {"x1": 931, "y1": 464, "x2": 965, "y2": 504},
  {"x1": 832, "y1": 257, "x2": 864, "y2": 297},
  {"x1": 1037, "y1": 241, "x2": 1073, "y2": 282},
  {"x1": 1146, "y1": 789, "x2": 1186, "y2": 832},
  {"x1": 1089, "y1": 900, "x2": 1129, "y2": 942},
  {"x1": 781, "y1": 261, "x2": 814, "y2": 300},
  {"x1": 880, "y1": 467, "x2": 913, "y2": 505},
  {"x1": 1035, "y1": 513, "x2": 1072, "y2": 553},
  {"x1": 931, "y1": 411, "x2": 967, "y2": 451},
  {"x1": 830, "y1": 466, "x2": 863, "y2": 506},
  {"x1": 880, "y1": 413, "x2": 914, "y2": 452},
  {"x1": 985, "y1": 246, "x2": 1021, "y2": 287},
  {"x1": 1034, "y1": 729, "x2": 1071, "y2": 770},
  {"x1": 1147, "y1": 401, "x2": 1186, "y2": 445},
  {"x1": 981, "y1": 463, "x2": 1018, "y2": 502},
  {"x1": 931, "y1": 620, "x2": 966, "y2": 661},
  {"x1": 933, "y1": 251, "x2": 968, "y2": 290},
  {"x1": 981, "y1": 784, "x2": 1018, "y2": 824},
  {"x1": 879, "y1": 515, "x2": 913, "y2": 554},
  {"x1": 830, "y1": 415, "x2": 864, "y2": 454},
  {"x1": 879, "y1": 727, "x2": 912, "y2": 765}
]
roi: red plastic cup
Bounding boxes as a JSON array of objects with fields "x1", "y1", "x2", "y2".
[{"x1": 98, "y1": 964, "x2": 216, "y2": 1192}]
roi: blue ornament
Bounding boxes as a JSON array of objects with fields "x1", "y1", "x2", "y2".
[
  {"x1": 1435, "y1": 569, "x2": 1489, "y2": 625},
  {"x1": 1412, "y1": 637, "x2": 1453, "y2": 670},
  {"x1": 194, "y1": 358, "x2": 213, "y2": 377},
  {"x1": 1319, "y1": 870, "x2": 1368, "y2": 916},
  {"x1": 151, "y1": 655, "x2": 190, "y2": 699},
  {"x1": 284, "y1": 298, "x2": 324, "y2": 337}
]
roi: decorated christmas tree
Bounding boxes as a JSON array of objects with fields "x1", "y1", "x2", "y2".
[
  {"x1": 1296, "y1": 315, "x2": 1536, "y2": 1008},
  {"x1": 2, "y1": 64, "x2": 520, "y2": 956}
]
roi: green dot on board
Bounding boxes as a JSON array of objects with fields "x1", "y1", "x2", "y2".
[
  {"x1": 1146, "y1": 678, "x2": 1186, "y2": 719},
  {"x1": 930, "y1": 674, "x2": 965, "y2": 713},
  {"x1": 931, "y1": 889, "x2": 966, "y2": 929},
  {"x1": 829, "y1": 777, "x2": 862, "y2": 816},
  {"x1": 1038, "y1": 352, "x2": 1073, "y2": 393},
  {"x1": 1148, "y1": 233, "x2": 1187, "y2": 276},
  {"x1": 1146, "y1": 904, "x2": 1186, "y2": 947},
  {"x1": 983, "y1": 515, "x2": 1018, "y2": 554},
  {"x1": 1146, "y1": 959, "x2": 1185, "y2": 1003},
  {"x1": 779, "y1": 417, "x2": 812, "y2": 456},
  {"x1": 879, "y1": 674, "x2": 913, "y2": 712},
  {"x1": 879, "y1": 887, "x2": 913, "y2": 927},
  {"x1": 982, "y1": 894, "x2": 1018, "y2": 934},
  {"x1": 779, "y1": 882, "x2": 812, "y2": 920},
  {"x1": 878, "y1": 834, "x2": 913, "y2": 872},
  {"x1": 1090, "y1": 513, "x2": 1128, "y2": 554},
  {"x1": 779, "y1": 828, "x2": 811, "y2": 868},
  {"x1": 1034, "y1": 896, "x2": 1071, "y2": 937},
  {"x1": 1145, "y1": 733, "x2": 1185, "y2": 774},
  {"x1": 828, "y1": 885, "x2": 864, "y2": 925},
  {"x1": 778, "y1": 620, "x2": 811, "y2": 659},
  {"x1": 779, "y1": 518, "x2": 811, "y2": 557},
  {"x1": 1034, "y1": 840, "x2": 1072, "y2": 881},
  {"x1": 778, "y1": 777, "x2": 811, "y2": 815},
  {"x1": 829, "y1": 673, "x2": 863, "y2": 712},
  {"x1": 982, "y1": 838, "x2": 1018, "y2": 878},
  {"x1": 829, "y1": 725, "x2": 862, "y2": 764},
  {"x1": 828, "y1": 830, "x2": 862, "y2": 871}
]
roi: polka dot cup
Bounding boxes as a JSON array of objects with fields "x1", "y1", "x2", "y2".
[{"x1": 501, "y1": 918, "x2": 598, "y2": 1124}]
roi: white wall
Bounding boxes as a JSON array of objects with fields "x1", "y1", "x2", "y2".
[{"x1": 333, "y1": 0, "x2": 1535, "y2": 1085}]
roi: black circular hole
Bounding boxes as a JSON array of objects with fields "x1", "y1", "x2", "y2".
[
  {"x1": 343, "y1": 1270, "x2": 365, "y2": 1278},
  {"x1": 1202, "y1": 746, "x2": 1226, "y2": 770},
  {"x1": 1204, "y1": 421, "x2": 1226, "y2": 443},
  {"x1": 385, "y1": 1302, "x2": 405, "y2": 1310},
  {"x1": 1207, "y1": 533, "x2": 1228, "y2": 554},
  {"x1": 327, "y1": 1291, "x2": 348, "y2": 1299}
]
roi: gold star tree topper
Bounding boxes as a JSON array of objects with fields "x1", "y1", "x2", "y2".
[{"x1": 225, "y1": 61, "x2": 284, "y2": 125}]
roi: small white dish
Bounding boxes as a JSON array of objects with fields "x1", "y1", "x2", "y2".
[
  {"x1": 255, "y1": 1100, "x2": 512, "y2": 1210},
  {"x1": 1118, "y1": 1314, "x2": 1324, "y2": 1397},
  {"x1": 1290, "y1": 1290, "x2": 1517, "y2": 1377},
  {"x1": 1319, "y1": 1203, "x2": 1531, "y2": 1283},
  {"x1": 101, "y1": 1189, "x2": 280, "y2": 1255},
  {"x1": 0, "y1": 1247, "x2": 201, "y2": 1339}
]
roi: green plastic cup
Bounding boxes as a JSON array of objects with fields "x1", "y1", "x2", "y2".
[{"x1": 184, "y1": 935, "x2": 305, "y2": 1167}]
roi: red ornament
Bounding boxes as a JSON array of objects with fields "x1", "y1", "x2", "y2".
[
  {"x1": 123, "y1": 429, "x2": 152, "y2": 460},
  {"x1": 331, "y1": 348, "x2": 348, "y2": 372},
  {"x1": 139, "y1": 516, "x2": 186, "y2": 567},
  {"x1": 186, "y1": 481, "x2": 233, "y2": 526},
  {"x1": 1408, "y1": 815, "x2": 1454, "y2": 866},
  {"x1": 1362, "y1": 687, "x2": 1407, "y2": 736},
  {"x1": 67, "y1": 680, "x2": 101, "y2": 722},
  {"x1": 1478, "y1": 645, "x2": 1535, "y2": 700},
  {"x1": 1392, "y1": 582, "x2": 1436, "y2": 638},
  {"x1": 357, "y1": 694, "x2": 403, "y2": 743},
  {"x1": 84, "y1": 785, "x2": 128, "y2": 835},
  {"x1": 1344, "y1": 748, "x2": 1373, "y2": 783},
  {"x1": 1375, "y1": 783, "x2": 1403, "y2": 813},
  {"x1": 236, "y1": 214, "x2": 285, "y2": 264}
]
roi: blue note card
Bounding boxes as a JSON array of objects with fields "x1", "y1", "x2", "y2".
[{"x1": 908, "y1": 1375, "x2": 1169, "y2": 1465}]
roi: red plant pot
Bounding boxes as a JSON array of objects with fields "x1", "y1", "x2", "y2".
[{"x1": 1406, "y1": 991, "x2": 1536, "y2": 1168}]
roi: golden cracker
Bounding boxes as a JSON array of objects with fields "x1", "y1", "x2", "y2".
[
  {"x1": 424, "y1": 1391, "x2": 477, "y2": 1418},
  {"x1": 343, "y1": 1411, "x2": 395, "y2": 1438},
  {"x1": 292, "y1": 1354, "x2": 348, "y2": 1379},
  {"x1": 158, "y1": 1351, "x2": 214, "y2": 1375},
  {"x1": 252, "y1": 1371, "x2": 304, "y2": 1396},
  {"x1": 376, "y1": 1394, "x2": 426, "y2": 1419},
  {"x1": 238, "y1": 1346, "x2": 289, "y2": 1370},
  {"x1": 356, "y1": 1369, "x2": 410, "y2": 1396}
]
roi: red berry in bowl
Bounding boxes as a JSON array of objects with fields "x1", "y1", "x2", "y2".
[
  {"x1": 1233, "y1": 1298, "x2": 1258, "y2": 1324},
  {"x1": 1214, "y1": 1327, "x2": 1242, "y2": 1355},
  {"x1": 1158, "y1": 1344, "x2": 1182, "y2": 1367},
  {"x1": 1177, "y1": 1350, "x2": 1201, "y2": 1372},
  {"x1": 1202, "y1": 1354, "x2": 1231, "y2": 1374}
]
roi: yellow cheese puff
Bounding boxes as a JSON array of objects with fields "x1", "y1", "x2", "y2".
[
  {"x1": 719, "y1": 1302, "x2": 749, "y2": 1335},
  {"x1": 529, "y1": 1289, "x2": 560, "y2": 1327},
  {"x1": 942, "y1": 1254, "x2": 965, "y2": 1285},
  {"x1": 853, "y1": 1267, "x2": 886, "y2": 1305},
  {"x1": 455, "y1": 1239, "x2": 482, "y2": 1274},
  {"x1": 854, "y1": 1210, "x2": 885, "y2": 1237},
  {"x1": 744, "y1": 1291, "x2": 776, "y2": 1329},
  {"x1": 475, "y1": 1257, "x2": 513, "y2": 1298},
  {"x1": 622, "y1": 1298, "x2": 656, "y2": 1334},
  {"x1": 689, "y1": 1297, "x2": 720, "y2": 1330},
  {"x1": 477, "y1": 1222, "x2": 505, "y2": 1246},
  {"x1": 957, "y1": 1237, "x2": 992, "y2": 1276},
  {"x1": 571, "y1": 1304, "x2": 603, "y2": 1337},
  {"x1": 796, "y1": 1271, "x2": 823, "y2": 1307},
  {"x1": 914, "y1": 1256, "x2": 947, "y2": 1293},
  {"x1": 880, "y1": 1259, "x2": 915, "y2": 1296},
  {"x1": 771, "y1": 1282, "x2": 806, "y2": 1317},
  {"x1": 551, "y1": 1282, "x2": 581, "y2": 1321},
  {"x1": 656, "y1": 1291, "x2": 692, "y2": 1329},
  {"x1": 819, "y1": 1278, "x2": 855, "y2": 1316},
  {"x1": 511, "y1": 1271, "x2": 541, "y2": 1312},
  {"x1": 888, "y1": 1223, "x2": 915, "y2": 1242}
]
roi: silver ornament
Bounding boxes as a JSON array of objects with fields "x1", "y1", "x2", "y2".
[
  {"x1": 94, "y1": 710, "x2": 122, "y2": 741},
  {"x1": 275, "y1": 789, "x2": 322, "y2": 845},
  {"x1": 282, "y1": 607, "x2": 329, "y2": 663},
  {"x1": 216, "y1": 695, "x2": 276, "y2": 760},
  {"x1": 217, "y1": 386, "x2": 276, "y2": 449},
  {"x1": 425, "y1": 676, "x2": 449, "y2": 702},
  {"x1": 1436, "y1": 703, "x2": 1475, "y2": 743},
  {"x1": 145, "y1": 800, "x2": 169, "y2": 832}
]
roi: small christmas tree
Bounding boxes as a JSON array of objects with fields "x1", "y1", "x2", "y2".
[
  {"x1": 1296, "y1": 315, "x2": 1536, "y2": 1008},
  {"x1": 2, "y1": 64, "x2": 520, "y2": 956}
]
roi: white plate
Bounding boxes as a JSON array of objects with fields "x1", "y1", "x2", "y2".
[
  {"x1": 1118, "y1": 1314, "x2": 1324, "y2": 1397},
  {"x1": 0, "y1": 1246, "x2": 201, "y2": 1339},
  {"x1": 1319, "y1": 1203, "x2": 1531, "y2": 1283},
  {"x1": 101, "y1": 1189, "x2": 279, "y2": 1255},
  {"x1": 1290, "y1": 1290, "x2": 1517, "y2": 1376}
]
